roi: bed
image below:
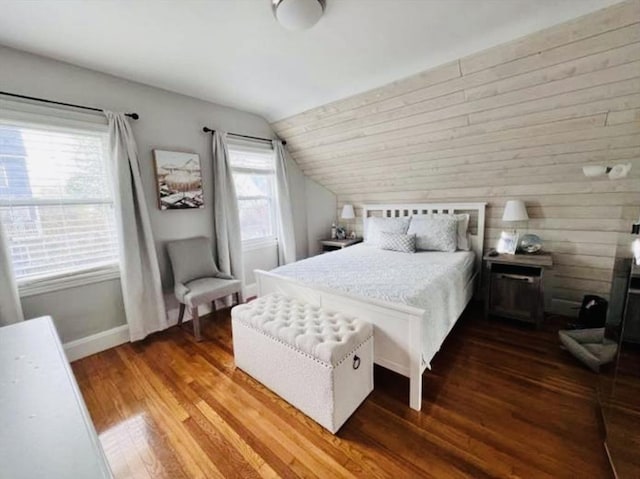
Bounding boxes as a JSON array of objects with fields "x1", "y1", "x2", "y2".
[{"x1": 254, "y1": 202, "x2": 486, "y2": 411}]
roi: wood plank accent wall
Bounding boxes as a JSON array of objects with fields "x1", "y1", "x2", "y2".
[{"x1": 272, "y1": 0, "x2": 640, "y2": 308}]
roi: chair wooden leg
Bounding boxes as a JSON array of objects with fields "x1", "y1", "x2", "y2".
[
  {"x1": 211, "y1": 300, "x2": 216, "y2": 312},
  {"x1": 236, "y1": 291, "x2": 243, "y2": 304},
  {"x1": 191, "y1": 307, "x2": 202, "y2": 341},
  {"x1": 177, "y1": 303, "x2": 185, "y2": 326}
]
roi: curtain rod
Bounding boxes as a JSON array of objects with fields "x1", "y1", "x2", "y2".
[
  {"x1": 202, "y1": 126, "x2": 285, "y2": 145},
  {"x1": 0, "y1": 91, "x2": 140, "y2": 120}
]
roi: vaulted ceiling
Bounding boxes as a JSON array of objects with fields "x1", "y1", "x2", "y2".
[
  {"x1": 0, "y1": 0, "x2": 621, "y2": 121},
  {"x1": 270, "y1": 0, "x2": 640, "y2": 307}
]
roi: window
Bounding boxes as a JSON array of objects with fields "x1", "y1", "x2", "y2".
[
  {"x1": 0, "y1": 165, "x2": 7, "y2": 188},
  {"x1": 228, "y1": 144, "x2": 277, "y2": 245},
  {"x1": 0, "y1": 121, "x2": 119, "y2": 291}
]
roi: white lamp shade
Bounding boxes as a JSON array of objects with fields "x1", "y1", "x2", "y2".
[
  {"x1": 502, "y1": 200, "x2": 529, "y2": 222},
  {"x1": 341, "y1": 204, "x2": 355, "y2": 220},
  {"x1": 274, "y1": 0, "x2": 324, "y2": 30}
]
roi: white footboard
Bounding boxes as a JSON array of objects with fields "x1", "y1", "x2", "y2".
[{"x1": 255, "y1": 270, "x2": 427, "y2": 410}]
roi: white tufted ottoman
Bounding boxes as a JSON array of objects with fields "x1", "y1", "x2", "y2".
[{"x1": 231, "y1": 293, "x2": 373, "y2": 433}]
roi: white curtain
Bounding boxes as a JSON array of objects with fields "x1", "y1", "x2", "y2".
[
  {"x1": 0, "y1": 221, "x2": 24, "y2": 326},
  {"x1": 105, "y1": 111, "x2": 167, "y2": 341},
  {"x1": 212, "y1": 131, "x2": 243, "y2": 281},
  {"x1": 273, "y1": 140, "x2": 296, "y2": 265}
]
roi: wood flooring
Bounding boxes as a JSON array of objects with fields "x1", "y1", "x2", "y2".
[{"x1": 72, "y1": 303, "x2": 613, "y2": 478}]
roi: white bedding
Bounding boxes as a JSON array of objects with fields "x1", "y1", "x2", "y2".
[{"x1": 270, "y1": 244, "x2": 475, "y2": 367}]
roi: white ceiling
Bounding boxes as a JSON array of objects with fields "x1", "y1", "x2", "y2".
[{"x1": 0, "y1": 0, "x2": 622, "y2": 121}]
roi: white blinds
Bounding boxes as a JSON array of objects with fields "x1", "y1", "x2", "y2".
[
  {"x1": 228, "y1": 145, "x2": 277, "y2": 242},
  {"x1": 0, "y1": 122, "x2": 119, "y2": 284}
]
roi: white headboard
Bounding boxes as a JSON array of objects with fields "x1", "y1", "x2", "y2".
[{"x1": 361, "y1": 202, "x2": 487, "y2": 274}]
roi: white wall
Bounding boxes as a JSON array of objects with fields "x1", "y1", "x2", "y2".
[
  {"x1": 0, "y1": 46, "x2": 335, "y2": 343},
  {"x1": 305, "y1": 178, "x2": 338, "y2": 256}
]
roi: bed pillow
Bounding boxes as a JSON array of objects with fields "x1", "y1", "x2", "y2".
[
  {"x1": 454, "y1": 214, "x2": 470, "y2": 251},
  {"x1": 365, "y1": 217, "x2": 410, "y2": 245},
  {"x1": 378, "y1": 232, "x2": 416, "y2": 253},
  {"x1": 413, "y1": 213, "x2": 470, "y2": 251},
  {"x1": 407, "y1": 215, "x2": 458, "y2": 252}
]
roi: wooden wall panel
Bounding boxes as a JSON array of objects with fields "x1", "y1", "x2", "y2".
[{"x1": 272, "y1": 1, "x2": 640, "y2": 309}]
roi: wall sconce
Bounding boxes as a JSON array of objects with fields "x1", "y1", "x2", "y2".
[{"x1": 583, "y1": 163, "x2": 632, "y2": 180}]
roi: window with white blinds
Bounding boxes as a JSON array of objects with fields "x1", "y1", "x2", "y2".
[
  {"x1": 228, "y1": 143, "x2": 277, "y2": 245},
  {"x1": 0, "y1": 121, "x2": 119, "y2": 289}
]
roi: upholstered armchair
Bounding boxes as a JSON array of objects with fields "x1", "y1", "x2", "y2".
[{"x1": 166, "y1": 236, "x2": 242, "y2": 341}]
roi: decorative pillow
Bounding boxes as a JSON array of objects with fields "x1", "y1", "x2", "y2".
[
  {"x1": 454, "y1": 214, "x2": 470, "y2": 251},
  {"x1": 378, "y1": 232, "x2": 416, "y2": 253},
  {"x1": 407, "y1": 215, "x2": 458, "y2": 252},
  {"x1": 365, "y1": 217, "x2": 410, "y2": 245},
  {"x1": 413, "y1": 213, "x2": 470, "y2": 251}
]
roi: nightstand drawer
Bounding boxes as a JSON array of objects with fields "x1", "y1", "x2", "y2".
[
  {"x1": 489, "y1": 272, "x2": 541, "y2": 322},
  {"x1": 485, "y1": 258, "x2": 544, "y2": 325}
]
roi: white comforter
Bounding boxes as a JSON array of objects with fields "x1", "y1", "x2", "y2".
[{"x1": 271, "y1": 244, "x2": 475, "y2": 366}]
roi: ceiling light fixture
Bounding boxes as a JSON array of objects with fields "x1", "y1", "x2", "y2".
[{"x1": 272, "y1": 0, "x2": 326, "y2": 31}]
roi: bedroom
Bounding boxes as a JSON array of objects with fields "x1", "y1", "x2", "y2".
[{"x1": 0, "y1": 0, "x2": 638, "y2": 477}]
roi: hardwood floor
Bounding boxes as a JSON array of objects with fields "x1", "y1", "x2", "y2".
[{"x1": 72, "y1": 303, "x2": 612, "y2": 478}]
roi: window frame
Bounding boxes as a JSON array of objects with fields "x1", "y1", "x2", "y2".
[
  {"x1": 0, "y1": 108, "x2": 121, "y2": 297},
  {"x1": 228, "y1": 144, "x2": 279, "y2": 250}
]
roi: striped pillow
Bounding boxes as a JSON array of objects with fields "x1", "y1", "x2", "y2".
[{"x1": 378, "y1": 232, "x2": 416, "y2": 253}]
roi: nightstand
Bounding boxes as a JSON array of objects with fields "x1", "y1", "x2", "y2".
[
  {"x1": 320, "y1": 238, "x2": 363, "y2": 253},
  {"x1": 483, "y1": 252, "x2": 553, "y2": 327}
]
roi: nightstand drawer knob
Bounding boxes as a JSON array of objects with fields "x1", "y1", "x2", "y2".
[{"x1": 498, "y1": 273, "x2": 533, "y2": 283}]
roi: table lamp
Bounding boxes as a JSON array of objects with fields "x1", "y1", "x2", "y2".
[
  {"x1": 502, "y1": 200, "x2": 529, "y2": 232},
  {"x1": 341, "y1": 204, "x2": 355, "y2": 238},
  {"x1": 497, "y1": 200, "x2": 529, "y2": 254}
]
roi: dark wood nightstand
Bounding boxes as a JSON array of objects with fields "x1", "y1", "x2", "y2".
[
  {"x1": 320, "y1": 238, "x2": 363, "y2": 253},
  {"x1": 483, "y1": 252, "x2": 553, "y2": 327}
]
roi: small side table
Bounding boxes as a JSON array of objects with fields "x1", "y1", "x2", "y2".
[
  {"x1": 320, "y1": 238, "x2": 363, "y2": 253},
  {"x1": 484, "y1": 252, "x2": 553, "y2": 327}
]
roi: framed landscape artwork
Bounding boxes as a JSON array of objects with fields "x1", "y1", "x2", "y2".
[{"x1": 153, "y1": 150, "x2": 204, "y2": 210}]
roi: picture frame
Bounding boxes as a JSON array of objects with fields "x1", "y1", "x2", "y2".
[
  {"x1": 497, "y1": 231, "x2": 519, "y2": 255},
  {"x1": 153, "y1": 150, "x2": 204, "y2": 210}
]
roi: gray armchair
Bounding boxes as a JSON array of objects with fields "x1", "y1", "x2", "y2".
[{"x1": 166, "y1": 236, "x2": 242, "y2": 341}]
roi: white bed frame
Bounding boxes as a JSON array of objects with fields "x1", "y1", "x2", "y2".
[{"x1": 255, "y1": 202, "x2": 486, "y2": 411}]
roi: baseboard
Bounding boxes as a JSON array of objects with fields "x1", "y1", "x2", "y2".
[
  {"x1": 64, "y1": 324, "x2": 130, "y2": 362},
  {"x1": 65, "y1": 286, "x2": 256, "y2": 362}
]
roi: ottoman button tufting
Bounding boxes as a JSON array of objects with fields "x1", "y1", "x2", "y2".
[{"x1": 232, "y1": 293, "x2": 373, "y2": 434}]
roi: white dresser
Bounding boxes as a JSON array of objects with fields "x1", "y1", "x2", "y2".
[{"x1": 0, "y1": 316, "x2": 112, "y2": 478}]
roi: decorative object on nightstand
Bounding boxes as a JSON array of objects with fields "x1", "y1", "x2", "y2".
[
  {"x1": 320, "y1": 238, "x2": 362, "y2": 253},
  {"x1": 497, "y1": 231, "x2": 518, "y2": 255},
  {"x1": 519, "y1": 233, "x2": 543, "y2": 254},
  {"x1": 341, "y1": 204, "x2": 356, "y2": 237},
  {"x1": 484, "y1": 252, "x2": 553, "y2": 327}
]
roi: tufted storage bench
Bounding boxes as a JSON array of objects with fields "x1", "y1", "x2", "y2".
[{"x1": 231, "y1": 293, "x2": 373, "y2": 433}]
